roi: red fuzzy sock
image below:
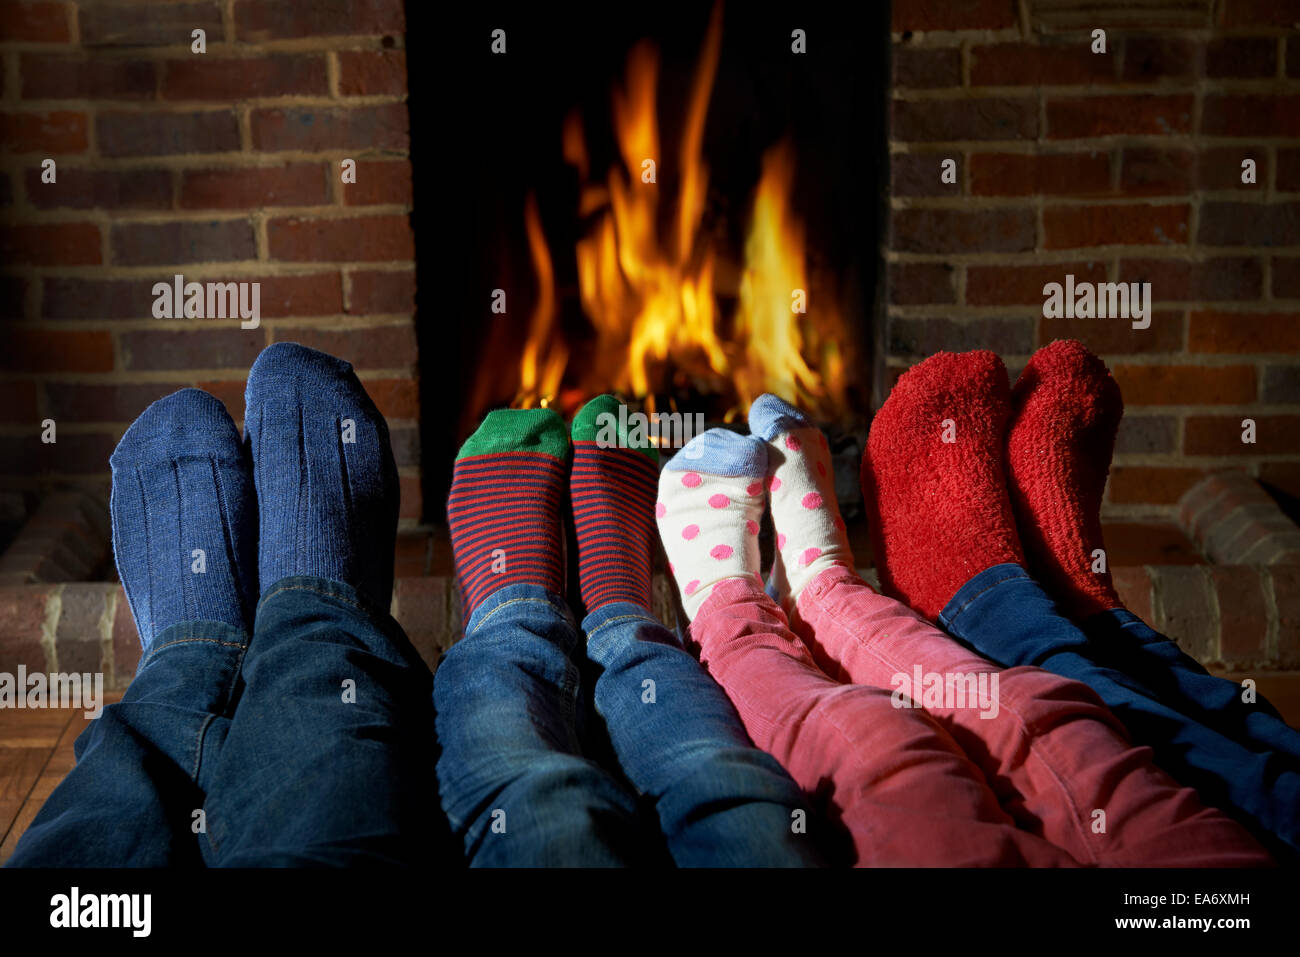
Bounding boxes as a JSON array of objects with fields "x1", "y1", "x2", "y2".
[
  {"x1": 1006, "y1": 339, "x2": 1123, "y2": 620},
  {"x1": 861, "y1": 351, "x2": 1024, "y2": 620}
]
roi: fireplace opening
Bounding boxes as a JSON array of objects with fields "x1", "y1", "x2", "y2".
[{"x1": 410, "y1": 1, "x2": 890, "y2": 532}]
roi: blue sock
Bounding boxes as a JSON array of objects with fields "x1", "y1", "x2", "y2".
[
  {"x1": 244, "y1": 342, "x2": 399, "y2": 608},
  {"x1": 109, "y1": 389, "x2": 258, "y2": 646},
  {"x1": 747, "y1": 392, "x2": 813, "y2": 441}
]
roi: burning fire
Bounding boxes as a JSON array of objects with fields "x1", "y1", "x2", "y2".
[{"x1": 515, "y1": 3, "x2": 850, "y2": 420}]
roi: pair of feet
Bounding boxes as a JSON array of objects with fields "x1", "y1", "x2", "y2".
[{"x1": 111, "y1": 343, "x2": 398, "y2": 647}]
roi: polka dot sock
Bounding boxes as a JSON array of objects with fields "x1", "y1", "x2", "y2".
[
  {"x1": 570, "y1": 395, "x2": 659, "y2": 615},
  {"x1": 447, "y1": 407, "x2": 570, "y2": 617},
  {"x1": 748, "y1": 394, "x2": 855, "y2": 608},
  {"x1": 656, "y1": 429, "x2": 767, "y2": 620},
  {"x1": 1007, "y1": 339, "x2": 1124, "y2": 620}
]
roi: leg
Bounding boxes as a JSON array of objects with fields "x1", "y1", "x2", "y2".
[
  {"x1": 436, "y1": 406, "x2": 649, "y2": 866},
  {"x1": 201, "y1": 344, "x2": 443, "y2": 866},
  {"x1": 9, "y1": 390, "x2": 257, "y2": 867},
  {"x1": 658, "y1": 427, "x2": 1080, "y2": 867}
]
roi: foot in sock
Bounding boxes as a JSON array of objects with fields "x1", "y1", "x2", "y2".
[
  {"x1": 447, "y1": 407, "x2": 569, "y2": 617},
  {"x1": 656, "y1": 429, "x2": 766, "y2": 620},
  {"x1": 570, "y1": 395, "x2": 659, "y2": 615},
  {"x1": 244, "y1": 342, "x2": 399, "y2": 609},
  {"x1": 748, "y1": 394, "x2": 855, "y2": 608},
  {"x1": 110, "y1": 389, "x2": 258, "y2": 647},
  {"x1": 861, "y1": 350, "x2": 1024, "y2": 621},
  {"x1": 1007, "y1": 339, "x2": 1124, "y2": 619}
]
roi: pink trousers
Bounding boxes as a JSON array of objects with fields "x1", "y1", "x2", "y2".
[{"x1": 687, "y1": 566, "x2": 1271, "y2": 867}]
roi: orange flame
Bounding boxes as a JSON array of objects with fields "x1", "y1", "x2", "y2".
[{"x1": 514, "y1": 2, "x2": 849, "y2": 418}]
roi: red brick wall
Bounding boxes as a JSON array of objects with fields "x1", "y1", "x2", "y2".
[
  {"x1": 0, "y1": 0, "x2": 421, "y2": 523},
  {"x1": 887, "y1": 0, "x2": 1300, "y2": 518}
]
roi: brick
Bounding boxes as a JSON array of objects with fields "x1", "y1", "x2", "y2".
[
  {"x1": 112, "y1": 220, "x2": 255, "y2": 266},
  {"x1": 0, "y1": 586, "x2": 52, "y2": 675},
  {"x1": 969, "y1": 42, "x2": 1114, "y2": 86},
  {"x1": 1261, "y1": 365, "x2": 1300, "y2": 403},
  {"x1": 234, "y1": 0, "x2": 405, "y2": 40},
  {"x1": 398, "y1": 474, "x2": 421, "y2": 520},
  {"x1": 1205, "y1": 36, "x2": 1277, "y2": 78},
  {"x1": 1043, "y1": 204, "x2": 1188, "y2": 249},
  {"x1": 1209, "y1": 567, "x2": 1269, "y2": 664},
  {"x1": 44, "y1": 382, "x2": 179, "y2": 423},
  {"x1": 342, "y1": 159, "x2": 413, "y2": 206},
  {"x1": 251, "y1": 103, "x2": 409, "y2": 151},
  {"x1": 0, "y1": 223, "x2": 100, "y2": 265},
  {"x1": 892, "y1": 0, "x2": 1016, "y2": 31},
  {"x1": 21, "y1": 55, "x2": 156, "y2": 100},
  {"x1": 0, "y1": 111, "x2": 87, "y2": 153},
  {"x1": 891, "y1": 98, "x2": 1036, "y2": 143},
  {"x1": 1292, "y1": 43, "x2": 1300, "y2": 79},
  {"x1": 1047, "y1": 95, "x2": 1193, "y2": 139},
  {"x1": 392, "y1": 576, "x2": 455, "y2": 668},
  {"x1": 337, "y1": 49, "x2": 407, "y2": 96},
  {"x1": 0, "y1": 2, "x2": 69, "y2": 42},
  {"x1": 1119, "y1": 148, "x2": 1194, "y2": 196},
  {"x1": 889, "y1": 317, "x2": 1033, "y2": 357},
  {"x1": 1221, "y1": 0, "x2": 1300, "y2": 27},
  {"x1": 269, "y1": 322, "x2": 416, "y2": 370},
  {"x1": 80, "y1": 2, "x2": 222, "y2": 47},
  {"x1": 888, "y1": 262, "x2": 955, "y2": 305},
  {"x1": 1110, "y1": 364, "x2": 1255, "y2": 405},
  {"x1": 55, "y1": 584, "x2": 108, "y2": 674},
  {"x1": 389, "y1": 426, "x2": 419, "y2": 467},
  {"x1": 180, "y1": 164, "x2": 328, "y2": 209},
  {"x1": 1203, "y1": 95, "x2": 1300, "y2": 137},
  {"x1": 0, "y1": 329, "x2": 112, "y2": 372},
  {"x1": 1119, "y1": 257, "x2": 1262, "y2": 303},
  {"x1": 890, "y1": 207, "x2": 1035, "y2": 254},
  {"x1": 1274, "y1": 258, "x2": 1300, "y2": 298},
  {"x1": 966, "y1": 261, "x2": 1106, "y2": 305},
  {"x1": 41, "y1": 278, "x2": 152, "y2": 319},
  {"x1": 257, "y1": 272, "x2": 344, "y2": 316},
  {"x1": 0, "y1": 381, "x2": 38, "y2": 423},
  {"x1": 97, "y1": 110, "x2": 239, "y2": 157},
  {"x1": 1185, "y1": 416, "x2": 1300, "y2": 455},
  {"x1": 194, "y1": 379, "x2": 245, "y2": 421},
  {"x1": 162, "y1": 55, "x2": 329, "y2": 100},
  {"x1": 348, "y1": 268, "x2": 414, "y2": 314},
  {"x1": 1121, "y1": 35, "x2": 1198, "y2": 81},
  {"x1": 1202, "y1": 202, "x2": 1300, "y2": 246},
  {"x1": 111, "y1": 585, "x2": 140, "y2": 687},
  {"x1": 970, "y1": 151, "x2": 1111, "y2": 197},
  {"x1": 1188, "y1": 312, "x2": 1300, "y2": 353},
  {"x1": 1039, "y1": 311, "x2": 1184, "y2": 355},
  {"x1": 1114, "y1": 415, "x2": 1177, "y2": 454},
  {"x1": 1275, "y1": 149, "x2": 1300, "y2": 192},
  {"x1": 1111, "y1": 566, "x2": 1153, "y2": 624},
  {"x1": 1199, "y1": 148, "x2": 1264, "y2": 191},
  {"x1": 890, "y1": 152, "x2": 960, "y2": 197},
  {"x1": 1152, "y1": 566, "x2": 1217, "y2": 663},
  {"x1": 268, "y1": 214, "x2": 413, "y2": 262},
  {"x1": 364, "y1": 377, "x2": 418, "y2": 419},
  {"x1": 1267, "y1": 564, "x2": 1300, "y2": 669},
  {"x1": 121, "y1": 329, "x2": 265, "y2": 371},
  {"x1": 1260, "y1": 463, "x2": 1300, "y2": 500},
  {"x1": 25, "y1": 167, "x2": 171, "y2": 210},
  {"x1": 32, "y1": 431, "x2": 117, "y2": 475},
  {"x1": 0, "y1": 276, "x2": 26, "y2": 320}
]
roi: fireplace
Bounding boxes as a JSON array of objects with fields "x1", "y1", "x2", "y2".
[{"x1": 408, "y1": 1, "x2": 890, "y2": 519}]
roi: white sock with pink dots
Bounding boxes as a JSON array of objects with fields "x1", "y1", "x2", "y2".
[
  {"x1": 749, "y1": 394, "x2": 856, "y2": 608},
  {"x1": 656, "y1": 429, "x2": 767, "y2": 620}
]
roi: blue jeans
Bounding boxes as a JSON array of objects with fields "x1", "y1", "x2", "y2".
[
  {"x1": 7, "y1": 576, "x2": 444, "y2": 867},
  {"x1": 433, "y1": 584, "x2": 825, "y2": 866},
  {"x1": 938, "y1": 563, "x2": 1300, "y2": 858}
]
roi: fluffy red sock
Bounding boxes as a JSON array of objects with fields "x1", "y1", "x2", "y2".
[
  {"x1": 861, "y1": 351, "x2": 1024, "y2": 620},
  {"x1": 1006, "y1": 339, "x2": 1124, "y2": 619}
]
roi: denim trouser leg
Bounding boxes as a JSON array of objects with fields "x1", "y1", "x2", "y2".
[
  {"x1": 7, "y1": 620, "x2": 248, "y2": 867},
  {"x1": 583, "y1": 602, "x2": 825, "y2": 867},
  {"x1": 433, "y1": 584, "x2": 650, "y2": 867},
  {"x1": 201, "y1": 576, "x2": 442, "y2": 866},
  {"x1": 939, "y1": 563, "x2": 1300, "y2": 856},
  {"x1": 1083, "y1": 609, "x2": 1300, "y2": 766}
]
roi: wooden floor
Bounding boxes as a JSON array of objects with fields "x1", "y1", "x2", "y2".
[{"x1": 1, "y1": 680, "x2": 1297, "y2": 864}]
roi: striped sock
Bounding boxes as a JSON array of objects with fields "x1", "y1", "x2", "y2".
[
  {"x1": 447, "y1": 408, "x2": 570, "y2": 616},
  {"x1": 570, "y1": 395, "x2": 659, "y2": 614}
]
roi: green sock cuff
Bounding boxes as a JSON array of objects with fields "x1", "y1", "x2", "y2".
[
  {"x1": 457, "y1": 407, "x2": 570, "y2": 461},
  {"x1": 571, "y1": 395, "x2": 658, "y2": 464}
]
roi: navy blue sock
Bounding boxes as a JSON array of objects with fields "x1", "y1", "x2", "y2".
[
  {"x1": 109, "y1": 389, "x2": 258, "y2": 646},
  {"x1": 244, "y1": 342, "x2": 399, "y2": 608}
]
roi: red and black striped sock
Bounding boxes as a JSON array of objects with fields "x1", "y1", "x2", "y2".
[
  {"x1": 447, "y1": 408, "x2": 570, "y2": 616},
  {"x1": 570, "y1": 395, "x2": 660, "y2": 614}
]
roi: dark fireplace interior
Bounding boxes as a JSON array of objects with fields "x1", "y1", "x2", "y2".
[{"x1": 413, "y1": 2, "x2": 891, "y2": 524}]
